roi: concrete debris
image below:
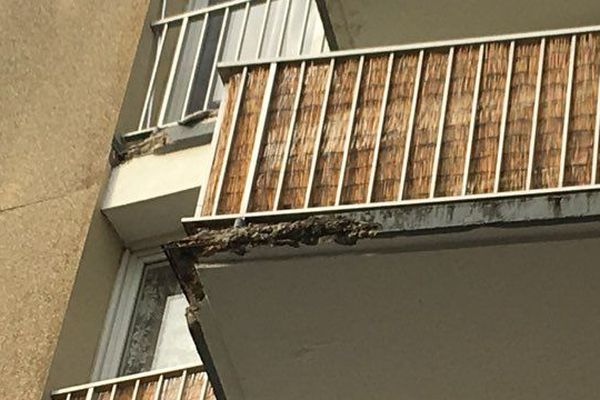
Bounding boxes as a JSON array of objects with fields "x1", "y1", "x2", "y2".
[{"x1": 166, "y1": 215, "x2": 380, "y2": 259}]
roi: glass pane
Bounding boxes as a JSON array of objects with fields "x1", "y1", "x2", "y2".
[
  {"x1": 147, "y1": 21, "x2": 182, "y2": 127},
  {"x1": 153, "y1": 294, "x2": 202, "y2": 369},
  {"x1": 301, "y1": 0, "x2": 324, "y2": 55},
  {"x1": 119, "y1": 264, "x2": 184, "y2": 375},
  {"x1": 185, "y1": 9, "x2": 226, "y2": 115},
  {"x1": 164, "y1": 15, "x2": 205, "y2": 123},
  {"x1": 238, "y1": 1, "x2": 267, "y2": 60},
  {"x1": 280, "y1": 0, "x2": 307, "y2": 57},
  {"x1": 259, "y1": 0, "x2": 286, "y2": 58},
  {"x1": 163, "y1": 0, "x2": 228, "y2": 17}
]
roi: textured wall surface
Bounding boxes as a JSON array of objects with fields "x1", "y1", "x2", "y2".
[{"x1": 0, "y1": 1, "x2": 150, "y2": 399}]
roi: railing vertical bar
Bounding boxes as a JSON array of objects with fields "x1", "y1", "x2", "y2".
[
  {"x1": 158, "y1": 17, "x2": 189, "y2": 127},
  {"x1": 161, "y1": 0, "x2": 166, "y2": 18},
  {"x1": 526, "y1": 38, "x2": 546, "y2": 190},
  {"x1": 398, "y1": 50, "x2": 425, "y2": 201},
  {"x1": 430, "y1": 47, "x2": 455, "y2": 198},
  {"x1": 559, "y1": 35, "x2": 577, "y2": 187},
  {"x1": 367, "y1": 52, "x2": 395, "y2": 203},
  {"x1": 131, "y1": 380, "x2": 140, "y2": 400},
  {"x1": 152, "y1": 375, "x2": 164, "y2": 400},
  {"x1": 335, "y1": 56, "x2": 365, "y2": 205},
  {"x1": 202, "y1": 8, "x2": 230, "y2": 112},
  {"x1": 175, "y1": 370, "x2": 188, "y2": 400},
  {"x1": 276, "y1": 0, "x2": 292, "y2": 57},
  {"x1": 195, "y1": 69, "x2": 234, "y2": 217},
  {"x1": 198, "y1": 372, "x2": 210, "y2": 400},
  {"x1": 84, "y1": 388, "x2": 94, "y2": 400},
  {"x1": 461, "y1": 43, "x2": 485, "y2": 196},
  {"x1": 240, "y1": 63, "x2": 278, "y2": 215},
  {"x1": 139, "y1": 24, "x2": 168, "y2": 130},
  {"x1": 298, "y1": 0, "x2": 312, "y2": 55},
  {"x1": 305, "y1": 58, "x2": 336, "y2": 208},
  {"x1": 212, "y1": 67, "x2": 248, "y2": 216},
  {"x1": 494, "y1": 40, "x2": 516, "y2": 193},
  {"x1": 235, "y1": 2, "x2": 251, "y2": 61},
  {"x1": 274, "y1": 61, "x2": 307, "y2": 210},
  {"x1": 182, "y1": 14, "x2": 208, "y2": 119},
  {"x1": 255, "y1": 0, "x2": 272, "y2": 59},
  {"x1": 108, "y1": 384, "x2": 117, "y2": 400},
  {"x1": 592, "y1": 55, "x2": 600, "y2": 184},
  {"x1": 66, "y1": 394, "x2": 72, "y2": 400}
]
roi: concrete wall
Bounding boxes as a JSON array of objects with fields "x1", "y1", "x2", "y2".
[
  {"x1": 324, "y1": 0, "x2": 600, "y2": 48},
  {"x1": 196, "y1": 232, "x2": 600, "y2": 400},
  {"x1": 0, "y1": 1, "x2": 152, "y2": 399}
]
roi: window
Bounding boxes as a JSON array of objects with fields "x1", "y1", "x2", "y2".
[
  {"x1": 124, "y1": 0, "x2": 331, "y2": 136},
  {"x1": 93, "y1": 251, "x2": 201, "y2": 380}
]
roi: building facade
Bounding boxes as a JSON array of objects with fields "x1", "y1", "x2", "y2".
[{"x1": 3, "y1": 0, "x2": 600, "y2": 399}]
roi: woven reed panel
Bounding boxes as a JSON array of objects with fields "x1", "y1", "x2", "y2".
[
  {"x1": 217, "y1": 66, "x2": 269, "y2": 214},
  {"x1": 467, "y1": 42, "x2": 510, "y2": 194},
  {"x1": 182, "y1": 372, "x2": 210, "y2": 400},
  {"x1": 200, "y1": 71, "x2": 242, "y2": 216},
  {"x1": 434, "y1": 46, "x2": 479, "y2": 197},
  {"x1": 499, "y1": 41, "x2": 540, "y2": 191},
  {"x1": 564, "y1": 33, "x2": 600, "y2": 186},
  {"x1": 403, "y1": 50, "x2": 449, "y2": 199},
  {"x1": 278, "y1": 61, "x2": 330, "y2": 209},
  {"x1": 309, "y1": 59, "x2": 360, "y2": 207},
  {"x1": 340, "y1": 55, "x2": 389, "y2": 204},
  {"x1": 531, "y1": 36, "x2": 571, "y2": 189},
  {"x1": 371, "y1": 53, "x2": 420, "y2": 202},
  {"x1": 248, "y1": 64, "x2": 302, "y2": 212}
]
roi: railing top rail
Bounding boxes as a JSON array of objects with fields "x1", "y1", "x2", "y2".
[
  {"x1": 152, "y1": 0, "x2": 251, "y2": 27},
  {"x1": 51, "y1": 363, "x2": 204, "y2": 396},
  {"x1": 216, "y1": 23, "x2": 600, "y2": 78}
]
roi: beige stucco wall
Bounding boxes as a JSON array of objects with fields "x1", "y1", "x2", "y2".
[{"x1": 0, "y1": 1, "x2": 152, "y2": 399}]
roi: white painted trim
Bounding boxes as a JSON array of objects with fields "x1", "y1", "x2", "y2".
[
  {"x1": 559, "y1": 35, "x2": 577, "y2": 187},
  {"x1": 153, "y1": 0, "x2": 251, "y2": 27},
  {"x1": 305, "y1": 58, "x2": 336, "y2": 208},
  {"x1": 336, "y1": 55, "x2": 365, "y2": 206},
  {"x1": 462, "y1": 44, "x2": 485, "y2": 196},
  {"x1": 273, "y1": 61, "x2": 306, "y2": 210},
  {"x1": 367, "y1": 53, "x2": 394, "y2": 203},
  {"x1": 430, "y1": 47, "x2": 454, "y2": 198},
  {"x1": 398, "y1": 50, "x2": 424, "y2": 201},
  {"x1": 494, "y1": 41, "x2": 515, "y2": 193},
  {"x1": 526, "y1": 38, "x2": 546, "y2": 190}
]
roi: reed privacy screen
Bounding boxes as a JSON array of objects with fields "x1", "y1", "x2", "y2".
[{"x1": 197, "y1": 27, "x2": 600, "y2": 220}]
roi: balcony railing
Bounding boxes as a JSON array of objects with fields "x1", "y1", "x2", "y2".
[
  {"x1": 123, "y1": 0, "x2": 329, "y2": 139},
  {"x1": 51, "y1": 364, "x2": 214, "y2": 400},
  {"x1": 189, "y1": 25, "x2": 600, "y2": 224}
]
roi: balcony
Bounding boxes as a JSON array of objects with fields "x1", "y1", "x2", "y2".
[
  {"x1": 51, "y1": 365, "x2": 214, "y2": 400},
  {"x1": 188, "y1": 25, "x2": 600, "y2": 227}
]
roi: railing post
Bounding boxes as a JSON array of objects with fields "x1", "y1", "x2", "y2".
[
  {"x1": 240, "y1": 63, "x2": 278, "y2": 215},
  {"x1": 336, "y1": 55, "x2": 365, "y2": 205},
  {"x1": 274, "y1": 61, "x2": 307, "y2": 210},
  {"x1": 182, "y1": 14, "x2": 208, "y2": 118},
  {"x1": 305, "y1": 58, "x2": 336, "y2": 208},
  {"x1": 430, "y1": 46, "x2": 455, "y2": 198},
  {"x1": 398, "y1": 50, "x2": 425, "y2": 201},
  {"x1": 494, "y1": 40, "x2": 515, "y2": 193},
  {"x1": 175, "y1": 370, "x2": 188, "y2": 400},
  {"x1": 526, "y1": 38, "x2": 546, "y2": 190},
  {"x1": 367, "y1": 52, "x2": 395, "y2": 203},
  {"x1": 462, "y1": 44, "x2": 485, "y2": 196},
  {"x1": 559, "y1": 35, "x2": 577, "y2": 187},
  {"x1": 158, "y1": 17, "x2": 189, "y2": 127},
  {"x1": 212, "y1": 67, "x2": 248, "y2": 216},
  {"x1": 139, "y1": 24, "x2": 168, "y2": 130}
]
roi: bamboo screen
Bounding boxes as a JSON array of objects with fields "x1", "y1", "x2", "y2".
[
  {"x1": 200, "y1": 31, "x2": 600, "y2": 218},
  {"x1": 52, "y1": 367, "x2": 215, "y2": 400}
]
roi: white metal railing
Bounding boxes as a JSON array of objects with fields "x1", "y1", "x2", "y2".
[
  {"x1": 51, "y1": 364, "x2": 212, "y2": 400},
  {"x1": 123, "y1": 0, "x2": 330, "y2": 140},
  {"x1": 189, "y1": 24, "x2": 600, "y2": 224}
]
